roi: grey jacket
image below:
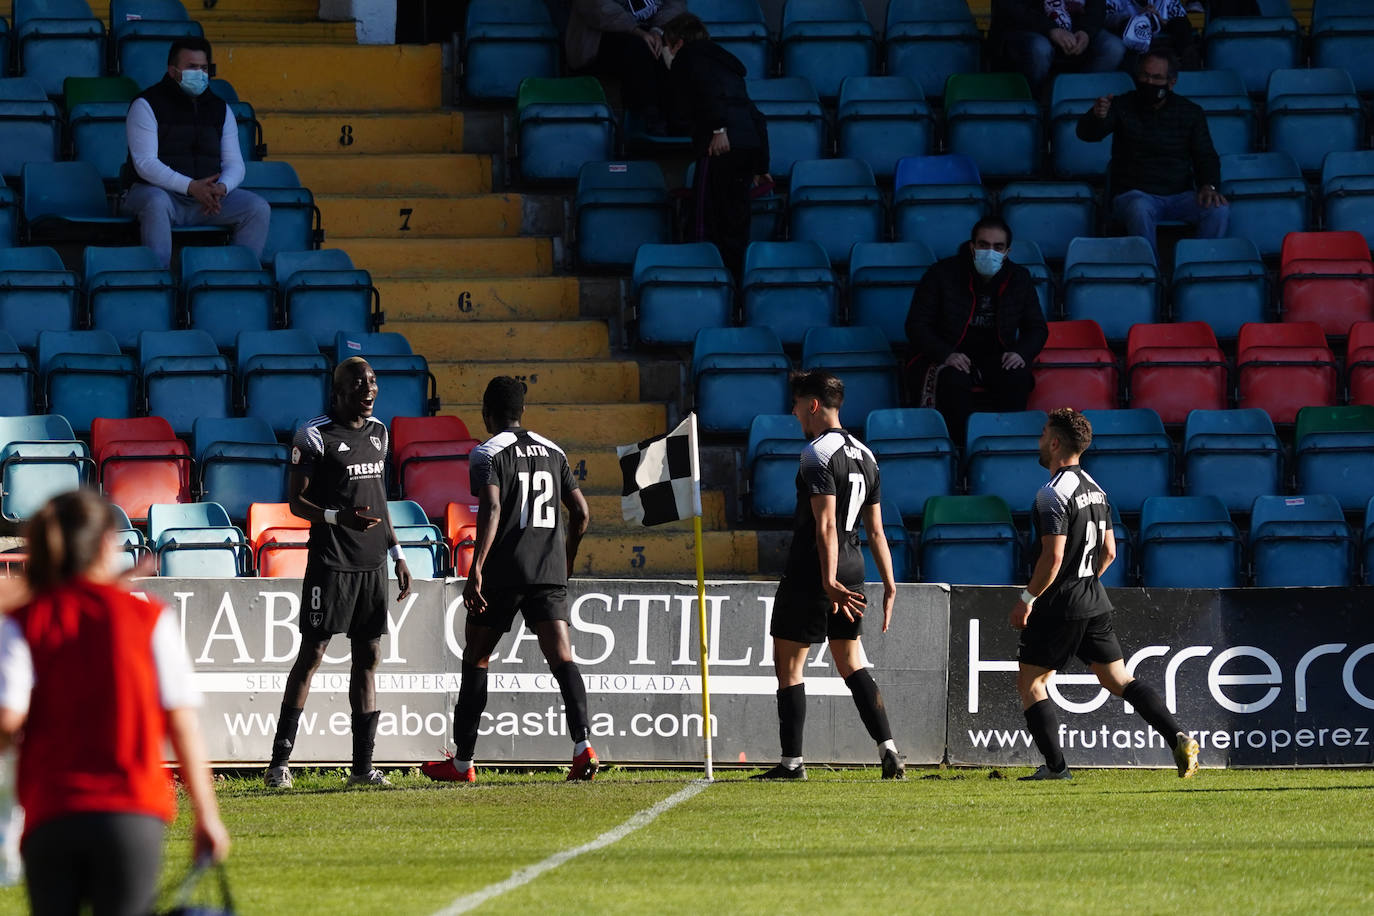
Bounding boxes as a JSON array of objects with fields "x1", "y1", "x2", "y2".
[{"x1": 565, "y1": 0, "x2": 688, "y2": 70}]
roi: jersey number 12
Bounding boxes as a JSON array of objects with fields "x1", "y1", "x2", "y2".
[{"x1": 518, "y1": 470, "x2": 556, "y2": 529}]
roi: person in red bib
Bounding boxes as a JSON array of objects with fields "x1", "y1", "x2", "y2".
[{"x1": 0, "y1": 489, "x2": 229, "y2": 916}]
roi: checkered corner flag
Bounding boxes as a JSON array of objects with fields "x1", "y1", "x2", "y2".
[{"x1": 617, "y1": 413, "x2": 702, "y2": 526}]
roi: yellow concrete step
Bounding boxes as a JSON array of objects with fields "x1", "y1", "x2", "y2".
[
  {"x1": 573, "y1": 530, "x2": 758, "y2": 578},
  {"x1": 289, "y1": 154, "x2": 489, "y2": 197},
  {"x1": 376, "y1": 278, "x2": 579, "y2": 322},
  {"x1": 218, "y1": 45, "x2": 442, "y2": 111},
  {"x1": 330, "y1": 238, "x2": 553, "y2": 278},
  {"x1": 390, "y1": 321, "x2": 610, "y2": 362},
  {"x1": 195, "y1": 0, "x2": 322, "y2": 20},
  {"x1": 203, "y1": 20, "x2": 356, "y2": 43},
  {"x1": 584, "y1": 491, "x2": 729, "y2": 531},
  {"x1": 559, "y1": 448, "x2": 626, "y2": 496},
  {"x1": 262, "y1": 112, "x2": 464, "y2": 156},
  {"x1": 448, "y1": 404, "x2": 667, "y2": 447},
  {"x1": 316, "y1": 195, "x2": 521, "y2": 239},
  {"x1": 433, "y1": 360, "x2": 638, "y2": 405}
]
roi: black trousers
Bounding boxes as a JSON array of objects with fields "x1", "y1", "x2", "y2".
[
  {"x1": 22, "y1": 811, "x2": 165, "y2": 916},
  {"x1": 936, "y1": 355, "x2": 1035, "y2": 445},
  {"x1": 692, "y1": 150, "x2": 756, "y2": 276},
  {"x1": 593, "y1": 30, "x2": 666, "y2": 114}
]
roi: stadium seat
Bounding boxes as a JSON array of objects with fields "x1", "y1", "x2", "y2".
[
  {"x1": 181, "y1": 245, "x2": 275, "y2": 350},
  {"x1": 1138, "y1": 495, "x2": 1244, "y2": 588},
  {"x1": 1080, "y1": 408, "x2": 1173, "y2": 514},
  {"x1": 1181, "y1": 408, "x2": 1283, "y2": 514},
  {"x1": 139, "y1": 329, "x2": 232, "y2": 434},
  {"x1": 835, "y1": 76, "x2": 934, "y2": 180},
  {"x1": 779, "y1": 0, "x2": 876, "y2": 100},
  {"x1": 247, "y1": 501, "x2": 308, "y2": 577},
  {"x1": 0, "y1": 245, "x2": 76, "y2": 350},
  {"x1": 1009, "y1": 240, "x2": 1054, "y2": 318},
  {"x1": 235, "y1": 330, "x2": 331, "y2": 438},
  {"x1": 462, "y1": 0, "x2": 558, "y2": 102},
  {"x1": 445, "y1": 500, "x2": 478, "y2": 576},
  {"x1": 385, "y1": 499, "x2": 447, "y2": 577},
  {"x1": 1294, "y1": 405, "x2": 1374, "y2": 511},
  {"x1": 964, "y1": 410, "x2": 1048, "y2": 511},
  {"x1": 997, "y1": 182, "x2": 1096, "y2": 263},
  {"x1": 0, "y1": 413, "x2": 92, "y2": 520},
  {"x1": 847, "y1": 241, "x2": 935, "y2": 346},
  {"x1": 787, "y1": 158, "x2": 884, "y2": 265},
  {"x1": 860, "y1": 498, "x2": 914, "y2": 582},
  {"x1": 391, "y1": 415, "x2": 481, "y2": 519},
  {"x1": 1220, "y1": 152, "x2": 1310, "y2": 258},
  {"x1": 0, "y1": 177, "x2": 15, "y2": 248},
  {"x1": 884, "y1": 0, "x2": 981, "y2": 100},
  {"x1": 1063, "y1": 236, "x2": 1159, "y2": 342},
  {"x1": 1171, "y1": 238, "x2": 1268, "y2": 340},
  {"x1": 83, "y1": 245, "x2": 175, "y2": 349},
  {"x1": 632, "y1": 242, "x2": 734, "y2": 347},
  {"x1": 745, "y1": 413, "x2": 806, "y2": 520},
  {"x1": 1312, "y1": 0, "x2": 1374, "y2": 95},
  {"x1": 1126, "y1": 322, "x2": 1228, "y2": 426},
  {"x1": 208, "y1": 78, "x2": 266, "y2": 163},
  {"x1": 0, "y1": 331, "x2": 35, "y2": 414},
  {"x1": 574, "y1": 161, "x2": 671, "y2": 270},
  {"x1": 1029, "y1": 320, "x2": 1118, "y2": 412},
  {"x1": 193, "y1": 415, "x2": 288, "y2": 524},
  {"x1": 920, "y1": 494, "x2": 1021, "y2": 585},
  {"x1": 0, "y1": 20, "x2": 9, "y2": 79},
  {"x1": 691, "y1": 0, "x2": 770, "y2": 79},
  {"x1": 1249, "y1": 493, "x2": 1353, "y2": 587},
  {"x1": 274, "y1": 248, "x2": 382, "y2": 348},
  {"x1": 891, "y1": 154, "x2": 989, "y2": 259},
  {"x1": 21, "y1": 160, "x2": 134, "y2": 244},
  {"x1": 110, "y1": 502, "x2": 150, "y2": 571},
  {"x1": 109, "y1": 0, "x2": 202, "y2": 90},
  {"x1": 1172, "y1": 69, "x2": 1258, "y2": 157},
  {"x1": 36, "y1": 329, "x2": 135, "y2": 433},
  {"x1": 740, "y1": 241, "x2": 838, "y2": 345},
  {"x1": 63, "y1": 76, "x2": 140, "y2": 185},
  {"x1": 1099, "y1": 503, "x2": 1134, "y2": 588},
  {"x1": 91, "y1": 415, "x2": 190, "y2": 523},
  {"x1": 1278, "y1": 231, "x2": 1374, "y2": 338},
  {"x1": 0, "y1": 78, "x2": 60, "y2": 181},
  {"x1": 865, "y1": 407, "x2": 956, "y2": 522},
  {"x1": 149, "y1": 500, "x2": 246, "y2": 577},
  {"x1": 1265, "y1": 69, "x2": 1363, "y2": 175},
  {"x1": 1204, "y1": 0, "x2": 1302, "y2": 95},
  {"x1": 1348, "y1": 321, "x2": 1374, "y2": 406},
  {"x1": 800, "y1": 325, "x2": 898, "y2": 433},
  {"x1": 1048, "y1": 71, "x2": 1136, "y2": 180},
  {"x1": 693, "y1": 326, "x2": 792, "y2": 434},
  {"x1": 515, "y1": 76, "x2": 615, "y2": 183},
  {"x1": 1236, "y1": 322, "x2": 1339, "y2": 425},
  {"x1": 1321, "y1": 151, "x2": 1374, "y2": 250},
  {"x1": 943, "y1": 73, "x2": 1041, "y2": 180},
  {"x1": 13, "y1": 0, "x2": 104, "y2": 96},
  {"x1": 746, "y1": 77, "x2": 826, "y2": 180},
  {"x1": 238, "y1": 161, "x2": 322, "y2": 263},
  {"x1": 331, "y1": 332, "x2": 437, "y2": 426},
  {"x1": 1363, "y1": 495, "x2": 1374, "y2": 585}
]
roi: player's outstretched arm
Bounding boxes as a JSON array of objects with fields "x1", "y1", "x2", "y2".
[
  {"x1": 287, "y1": 469, "x2": 378, "y2": 531},
  {"x1": 1011, "y1": 534, "x2": 1066, "y2": 630},
  {"x1": 562, "y1": 486, "x2": 589, "y2": 578},
  {"x1": 809, "y1": 494, "x2": 865, "y2": 620},
  {"x1": 860, "y1": 502, "x2": 897, "y2": 633}
]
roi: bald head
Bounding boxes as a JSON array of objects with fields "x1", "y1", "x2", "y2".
[{"x1": 332, "y1": 357, "x2": 377, "y2": 422}]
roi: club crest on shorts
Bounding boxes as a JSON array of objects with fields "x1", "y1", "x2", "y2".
[{"x1": 370, "y1": 435, "x2": 382, "y2": 451}]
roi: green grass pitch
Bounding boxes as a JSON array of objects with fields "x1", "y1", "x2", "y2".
[{"x1": 2, "y1": 767, "x2": 1372, "y2": 914}]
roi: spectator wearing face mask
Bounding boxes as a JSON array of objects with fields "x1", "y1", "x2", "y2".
[
  {"x1": 1075, "y1": 49, "x2": 1227, "y2": 257},
  {"x1": 566, "y1": 0, "x2": 688, "y2": 135},
  {"x1": 904, "y1": 217, "x2": 1048, "y2": 445}
]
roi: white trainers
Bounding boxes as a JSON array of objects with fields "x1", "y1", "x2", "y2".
[
  {"x1": 345, "y1": 768, "x2": 392, "y2": 787},
  {"x1": 264, "y1": 765, "x2": 292, "y2": 789}
]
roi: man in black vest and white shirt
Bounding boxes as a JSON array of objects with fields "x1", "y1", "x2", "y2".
[{"x1": 121, "y1": 37, "x2": 270, "y2": 267}]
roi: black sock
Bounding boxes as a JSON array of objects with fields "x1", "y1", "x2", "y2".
[
  {"x1": 269, "y1": 704, "x2": 303, "y2": 768},
  {"x1": 454, "y1": 662, "x2": 488, "y2": 760},
  {"x1": 1123, "y1": 680, "x2": 1182, "y2": 750},
  {"x1": 844, "y1": 668, "x2": 893, "y2": 744},
  {"x1": 550, "y1": 660, "x2": 591, "y2": 743},
  {"x1": 1023, "y1": 699, "x2": 1067, "y2": 772},
  {"x1": 777, "y1": 684, "x2": 806, "y2": 758},
  {"x1": 351, "y1": 710, "x2": 380, "y2": 775}
]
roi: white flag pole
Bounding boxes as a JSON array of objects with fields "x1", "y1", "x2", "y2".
[{"x1": 687, "y1": 412, "x2": 712, "y2": 780}]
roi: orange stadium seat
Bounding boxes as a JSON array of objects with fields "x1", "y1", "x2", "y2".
[
  {"x1": 91, "y1": 416, "x2": 191, "y2": 524},
  {"x1": 248, "y1": 501, "x2": 309, "y2": 578},
  {"x1": 445, "y1": 501, "x2": 480, "y2": 577}
]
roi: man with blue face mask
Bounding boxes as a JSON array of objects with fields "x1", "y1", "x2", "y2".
[
  {"x1": 121, "y1": 37, "x2": 270, "y2": 267},
  {"x1": 905, "y1": 217, "x2": 1048, "y2": 445}
]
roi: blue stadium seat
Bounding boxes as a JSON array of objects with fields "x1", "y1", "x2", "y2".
[
  {"x1": 740, "y1": 240, "x2": 838, "y2": 345},
  {"x1": 1099, "y1": 504, "x2": 1133, "y2": 588},
  {"x1": 239, "y1": 161, "x2": 322, "y2": 263},
  {"x1": 745, "y1": 413, "x2": 806, "y2": 520},
  {"x1": 0, "y1": 20, "x2": 9, "y2": 76},
  {"x1": 208, "y1": 78, "x2": 265, "y2": 162},
  {"x1": 192, "y1": 416, "x2": 287, "y2": 524},
  {"x1": 693, "y1": 326, "x2": 792, "y2": 434},
  {"x1": 943, "y1": 73, "x2": 1041, "y2": 180},
  {"x1": 884, "y1": 0, "x2": 981, "y2": 100},
  {"x1": 1139, "y1": 495, "x2": 1244, "y2": 588},
  {"x1": 1294, "y1": 405, "x2": 1374, "y2": 511},
  {"x1": 835, "y1": 76, "x2": 933, "y2": 180},
  {"x1": 800, "y1": 325, "x2": 897, "y2": 433},
  {"x1": 891, "y1": 154, "x2": 989, "y2": 259},
  {"x1": 1363, "y1": 495, "x2": 1374, "y2": 584},
  {"x1": 1249, "y1": 493, "x2": 1353, "y2": 587},
  {"x1": 515, "y1": 76, "x2": 615, "y2": 183},
  {"x1": 1008, "y1": 240, "x2": 1054, "y2": 318},
  {"x1": 83, "y1": 245, "x2": 176, "y2": 349},
  {"x1": 274, "y1": 248, "x2": 381, "y2": 347},
  {"x1": 1265, "y1": 69, "x2": 1364, "y2": 174},
  {"x1": 787, "y1": 158, "x2": 884, "y2": 265},
  {"x1": 1173, "y1": 69, "x2": 1257, "y2": 156},
  {"x1": 148, "y1": 500, "x2": 246, "y2": 577},
  {"x1": 965, "y1": 410, "x2": 1048, "y2": 510},
  {"x1": 865, "y1": 407, "x2": 956, "y2": 522},
  {"x1": 180, "y1": 245, "x2": 275, "y2": 351},
  {"x1": 1171, "y1": 238, "x2": 1267, "y2": 340},
  {"x1": 574, "y1": 161, "x2": 671, "y2": 269},
  {"x1": 331, "y1": 331, "x2": 437, "y2": 425},
  {"x1": 0, "y1": 177, "x2": 15, "y2": 248},
  {"x1": 0, "y1": 413, "x2": 92, "y2": 520},
  {"x1": 1221, "y1": 153, "x2": 1310, "y2": 259},
  {"x1": 392, "y1": 522, "x2": 448, "y2": 579},
  {"x1": 110, "y1": 1, "x2": 202, "y2": 90},
  {"x1": 1204, "y1": 1, "x2": 1302, "y2": 96},
  {"x1": 1312, "y1": 0, "x2": 1374, "y2": 95},
  {"x1": 235, "y1": 329, "x2": 330, "y2": 438},
  {"x1": 140, "y1": 329, "x2": 232, "y2": 434},
  {"x1": 21, "y1": 160, "x2": 135, "y2": 244},
  {"x1": 998, "y1": 182, "x2": 1096, "y2": 263},
  {"x1": 848, "y1": 241, "x2": 935, "y2": 345},
  {"x1": 632, "y1": 242, "x2": 733, "y2": 347},
  {"x1": 0, "y1": 78, "x2": 59, "y2": 181},
  {"x1": 1048, "y1": 71, "x2": 1136, "y2": 180},
  {"x1": 1080, "y1": 408, "x2": 1173, "y2": 514},
  {"x1": 64, "y1": 75, "x2": 140, "y2": 185},
  {"x1": 920, "y1": 494, "x2": 1021, "y2": 585},
  {"x1": 13, "y1": 0, "x2": 104, "y2": 96},
  {"x1": 0, "y1": 245, "x2": 77, "y2": 349},
  {"x1": 1062, "y1": 236, "x2": 1159, "y2": 342},
  {"x1": 1321, "y1": 150, "x2": 1374, "y2": 249},
  {"x1": 1182, "y1": 408, "x2": 1283, "y2": 514},
  {"x1": 779, "y1": 0, "x2": 876, "y2": 100},
  {"x1": 691, "y1": 0, "x2": 771, "y2": 79},
  {"x1": 746, "y1": 77, "x2": 826, "y2": 180},
  {"x1": 36, "y1": 329, "x2": 135, "y2": 432},
  {"x1": 0, "y1": 331, "x2": 35, "y2": 414},
  {"x1": 462, "y1": 0, "x2": 558, "y2": 102},
  {"x1": 860, "y1": 498, "x2": 914, "y2": 583}
]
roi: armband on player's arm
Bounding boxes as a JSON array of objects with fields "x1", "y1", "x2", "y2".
[
  {"x1": 389, "y1": 544, "x2": 404, "y2": 562},
  {"x1": 323, "y1": 509, "x2": 339, "y2": 525},
  {"x1": 1020, "y1": 588, "x2": 1037, "y2": 606}
]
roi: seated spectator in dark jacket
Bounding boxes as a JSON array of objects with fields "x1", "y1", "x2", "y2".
[
  {"x1": 992, "y1": 0, "x2": 1127, "y2": 98},
  {"x1": 905, "y1": 217, "x2": 1049, "y2": 445},
  {"x1": 566, "y1": 0, "x2": 687, "y2": 133},
  {"x1": 663, "y1": 13, "x2": 770, "y2": 276},
  {"x1": 1075, "y1": 50, "x2": 1227, "y2": 257}
]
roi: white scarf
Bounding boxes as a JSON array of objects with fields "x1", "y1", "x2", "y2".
[
  {"x1": 1106, "y1": 0, "x2": 1188, "y2": 51},
  {"x1": 1044, "y1": 0, "x2": 1088, "y2": 31}
]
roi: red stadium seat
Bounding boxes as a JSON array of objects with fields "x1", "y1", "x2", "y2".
[
  {"x1": 1125, "y1": 323, "x2": 1228, "y2": 425},
  {"x1": 91, "y1": 416, "x2": 192, "y2": 523},
  {"x1": 1348, "y1": 321, "x2": 1374, "y2": 406},
  {"x1": 1029, "y1": 320, "x2": 1119, "y2": 412},
  {"x1": 1237, "y1": 322, "x2": 1339, "y2": 424},
  {"x1": 1279, "y1": 231, "x2": 1374, "y2": 337},
  {"x1": 247, "y1": 501, "x2": 309, "y2": 577},
  {"x1": 445, "y1": 501, "x2": 479, "y2": 577},
  {"x1": 391, "y1": 416, "x2": 481, "y2": 518}
]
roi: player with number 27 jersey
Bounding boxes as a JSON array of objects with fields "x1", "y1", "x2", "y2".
[{"x1": 1027, "y1": 466, "x2": 1113, "y2": 620}]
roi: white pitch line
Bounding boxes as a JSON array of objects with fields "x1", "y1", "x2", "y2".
[{"x1": 431, "y1": 780, "x2": 711, "y2": 916}]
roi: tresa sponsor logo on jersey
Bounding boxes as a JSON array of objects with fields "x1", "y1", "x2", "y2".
[{"x1": 346, "y1": 461, "x2": 385, "y2": 478}]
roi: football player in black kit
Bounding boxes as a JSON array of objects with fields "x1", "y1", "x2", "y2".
[
  {"x1": 1012, "y1": 408, "x2": 1200, "y2": 780},
  {"x1": 264, "y1": 357, "x2": 412, "y2": 788},
  {"x1": 420, "y1": 376, "x2": 596, "y2": 783},
  {"x1": 754, "y1": 370, "x2": 905, "y2": 781}
]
